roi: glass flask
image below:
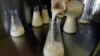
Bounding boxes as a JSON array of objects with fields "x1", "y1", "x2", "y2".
[
  {"x1": 78, "y1": 0, "x2": 92, "y2": 24},
  {"x1": 32, "y1": 6, "x2": 43, "y2": 27},
  {"x1": 3, "y1": 11, "x2": 10, "y2": 33},
  {"x1": 89, "y1": 0, "x2": 100, "y2": 23},
  {"x1": 10, "y1": 10, "x2": 25, "y2": 37},
  {"x1": 63, "y1": 0, "x2": 83, "y2": 34},
  {"x1": 43, "y1": 17, "x2": 64, "y2": 56},
  {"x1": 42, "y1": 5, "x2": 49, "y2": 24}
]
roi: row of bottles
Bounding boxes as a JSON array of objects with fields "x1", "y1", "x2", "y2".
[
  {"x1": 9, "y1": 0, "x2": 100, "y2": 37},
  {"x1": 10, "y1": 5, "x2": 50, "y2": 37},
  {"x1": 9, "y1": 0, "x2": 85, "y2": 37},
  {"x1": 3, "y1": 0, "x2": 99, "y2": 37},
  {"x1": 32, "y1": 5, "x2": 49, "y2": 27},
  {"x1": 10, "y1": 2, "x2": 64, "y2": 56},
  {"x1": 11, "y1": 0, "x2": 83, "y2": 36}
]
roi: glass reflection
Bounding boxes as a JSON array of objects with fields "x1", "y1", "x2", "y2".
[
  {"x1": 32, "y1": 25, "x2": 49, "y2": 51},
  {"x1": 77, "y1": 24, "x2": 96, "y2": 51},
  {"x1": 32, "y1": 26, "x2": 44, "y2": 42},
  {"x1": 11, "y1": 34, "x2": 26, "y2": 48},
  {"x1": 63, "y1": 32, "x2": 75, "y2": 38},
  {"x1": 32, "y1": 25, "x2": 49, "y2": 42},
  {"x1": 92, "y1": 0, "x2": 100, "y2": 15},
  {"x1": 62, "y1": 32, "x2": 88, "y2": 56},
  {"x1": 11, "y1": 34, "x2": 35, "y2": 56},
  {"x1": 43, "y1": 25, "x2": 49, "y2": 38},
  {"x1": 63, "y1": 24, "x2": 97, "y2": 56},
  {"x1": 78, "y1": 24, "x2": 92, "y2": 38}
]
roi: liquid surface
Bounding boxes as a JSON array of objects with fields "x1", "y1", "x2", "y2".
[
  {"x1": 44, "y1": 41, "x2": 64, "y2": 56},
  {"x1": 10, "y1": 26, "x2": 25, "y2": 37}
]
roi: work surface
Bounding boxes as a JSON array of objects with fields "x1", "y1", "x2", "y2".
[{"x1": 0, "y1": 23, "x2": 100, "y2": 56}]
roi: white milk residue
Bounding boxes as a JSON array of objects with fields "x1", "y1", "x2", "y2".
[
  {"x1": 32, "y1": 10, "x2": 43, "y2": 27},
  {"x1": 63, "y1": 1, "x2": 83, "y2": 33},
  {"x1": 10, "y1": 10, "x2": 25, "y2": 37},
  {"x1": 79, "y1": 19, "x2": 88, "y2": 24},
  {"x1": 10, "y1": 26, "x2": 25, "y2": 37},
  {"x1": 43, "y1": 9, "x2": 64, "y2": 56},
  {"x1": 44, "y1": 42, "x2": 64, "y2": 56},
  {"x1": 42, "y1": 9, "x2": 49, "y2": 24},
  {"x1": 51, "y1": 9, "x2": 60, "y2": 42}
]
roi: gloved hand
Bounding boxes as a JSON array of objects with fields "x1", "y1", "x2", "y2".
[{"x1": 51, "y1": 0, "x2": 68, "y2": 17}]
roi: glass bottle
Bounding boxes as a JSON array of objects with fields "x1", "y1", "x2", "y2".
[
  {"x1": 63, "y1": 1, "x2": 83, "y2": 34},
  {"x1": 78, "y1": 0, "x2": 92, "y2": 24},
  {"x1": 89, "y1": 0, "x2": 100, "y2": 23},
  {"x1": 10, "y1": 10, "x2": 25, "y2": 37},
  {"x1": 42, "y1": 5, "x2": 49, "y2": 24},
  {"x1": 43, "y1": 17, "x2": 64, "y2": 56},
  {"x1": 32, "y1": 6, "x2": 43, "y2": 27}
]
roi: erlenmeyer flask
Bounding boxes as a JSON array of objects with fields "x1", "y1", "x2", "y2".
[
  {"x1": 78, "y1": 0, "x2": 91, "y2": 24},
  {"x1": 43, "y1": 18, "x2": 64, "y2": 56},
  {"x1": 10, "y1": 10, "x2": 25, "y2": 37},
  {"x1": 42, "y1": 5, "x2": 49, "y2": 24},
  {"x1": 32, "y1": 6, "x2": 43, "y2": 27}
]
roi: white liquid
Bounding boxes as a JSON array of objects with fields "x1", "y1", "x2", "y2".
[
  {"x1": 51, "y1": 9, "x2": 60, "y2": 42},
  {"x1": 63, "y1": 16, "x2": 77, "y2": 33},
  {"x1": 43, "y1": 42, "x2": 64, "y2": 56},
  {"x1": 79, "y1": 19, "x2": 88, "y2": 24},
  {"x1": 63, "y1": 1, "x2": 83, "y2": 33},
  {"x1": 32, "y1": 11, "x2": 43, "y2": 27},
  {"x1": 42, "y1": 9, "x2": 49, "y2": 24},
  {"x1": 43, "y1": 9, "x2": 64, "y2": 56},
  {"x1": 10, "y1": 26, "x2": 25, "y2": 37}
]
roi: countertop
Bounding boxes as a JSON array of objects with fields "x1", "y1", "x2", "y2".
[{"x1": 0, "y1": 23, "x2": 100, "y2": 56}]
